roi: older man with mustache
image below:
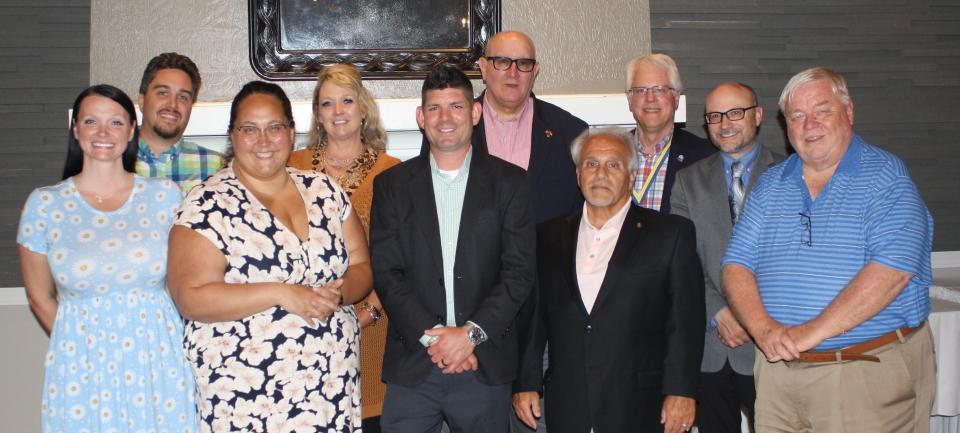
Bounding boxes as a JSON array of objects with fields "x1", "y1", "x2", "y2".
[{"x1": 515, "y1": 128, "x2": 705, "y2": 433}]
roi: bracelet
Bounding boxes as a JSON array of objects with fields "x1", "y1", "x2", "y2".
[{"x1": 358, "y1": 301, "x2": 382, "y2": 323}]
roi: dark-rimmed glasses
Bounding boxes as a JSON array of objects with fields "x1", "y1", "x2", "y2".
[
  {"x1": 704, "y1": 106, "x2": 758, "y2": 124},
  {"x1": 485, "y1": 56, "x2": 537, "y2": 72}
]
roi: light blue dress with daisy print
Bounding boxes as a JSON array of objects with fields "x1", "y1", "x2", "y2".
[{"x1": 17, "y1": 175, "x2": 198, "y2": 433}]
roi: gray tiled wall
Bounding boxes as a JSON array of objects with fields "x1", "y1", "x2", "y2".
[
  {"x1": 0, "y1": 2, "x2": 958, "y2": 288},
  {"x1": 652, "y1": 0, "x2": 960, "y2": 251},
  {"x1": 0, "y1": 1, "x2": 90, "y2": 286}
]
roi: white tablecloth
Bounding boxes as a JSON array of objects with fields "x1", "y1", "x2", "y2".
[
  {"x1": 931, "y1": 298, "x2": 960, "y2": 416},
  {"x1": 931, "y1": 297, "x2": 960, "y2": 433}
]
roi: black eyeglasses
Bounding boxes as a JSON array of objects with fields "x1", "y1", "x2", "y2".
[
  {"x1": 704, "y1": 105, "x2": 758, "y2": 124},
  {"x1": 485, "y1": 56, "x2": 537, "y2": 72},
  {"x1": 799, "y1": 212, "x2": 812, "y2": 247}
]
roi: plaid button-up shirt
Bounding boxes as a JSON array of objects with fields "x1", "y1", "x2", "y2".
[
  {"x1": 136, "y1": 138, "x2": 225, "y2": 195},
  {"x1": 632, "y1": 131, "x2": 672, "y2": 211}
]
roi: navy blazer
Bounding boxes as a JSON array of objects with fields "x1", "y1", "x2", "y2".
[
  {"x1": 370, "y1": 149, "x2": 536, "y2": 386},
  {"x1": 422, "y1": 92, "x2": 588, "y2": 224}
]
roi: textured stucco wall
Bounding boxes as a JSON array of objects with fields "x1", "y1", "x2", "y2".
[{"x1": 91, "y1": 0, "x2": 650, "y2": 102}]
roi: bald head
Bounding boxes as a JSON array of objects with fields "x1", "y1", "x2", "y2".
[
  {"x1": 704, "y1": 82, "x2": 763, "y2": 158},
  {"x1": 485, "y1": 31, "x2": 537, "y2": 58},
  {"x1": 479, "y1": 30, "x2": 541, "y2": 116}
]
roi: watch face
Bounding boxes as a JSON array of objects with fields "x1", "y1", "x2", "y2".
[{"x1": 468, "y1": 327, "x2": 485, "y2": 345}]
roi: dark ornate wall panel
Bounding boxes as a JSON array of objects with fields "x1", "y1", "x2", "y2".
[
  {"x1": 0, "y1": 0, "x2": 90, "y2": 286},
  {"x1": 651, "y1": 0, "x2": 960, "y2": 250}
]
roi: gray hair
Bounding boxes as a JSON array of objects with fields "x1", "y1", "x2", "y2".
[
  {"x1": 570, "y1": 127, "x2": 638, "y2": 172},
  {"x1": 626, "y1": 53, "x2": 683, "y2": 95},
  {"x1": 778, "y1": 66, "x2": 851, "y2": 111}
]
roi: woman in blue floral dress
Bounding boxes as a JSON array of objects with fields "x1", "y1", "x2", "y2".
[
  {"x1": 17, "y1": 84, "x2": 198, "y2": 433},
  {"x1": 167, "y1": 81, "x2": 372, "y2": 432}
]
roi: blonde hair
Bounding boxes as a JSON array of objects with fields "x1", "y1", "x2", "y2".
[{"x1": 309, "y1": 64, "x2": 387, "y2": 151}]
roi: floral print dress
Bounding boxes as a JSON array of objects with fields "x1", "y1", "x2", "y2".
[
  {"x1": 17, "y1": 176, "x2": 198, "y2": 433},
  {"x1": 174, "y1": 166, "x2": 361, "y2": 433}
]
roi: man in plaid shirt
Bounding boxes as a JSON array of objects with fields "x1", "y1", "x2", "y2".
[
  {"x1": 136, "y1": 52, "x2": 224, "y2": 194},
  {"x1": 625, "y1": 54, "x2": 714, "y2": 214}
]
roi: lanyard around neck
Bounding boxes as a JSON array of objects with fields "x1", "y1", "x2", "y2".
[{"x1": 632, "y1": 138, "x2": 672, "y2": 205}]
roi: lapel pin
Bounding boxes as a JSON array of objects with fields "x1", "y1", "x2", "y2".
[
  {"x1": 677, "y1": 154, "x2": 685, "y2": 163},
  {"x1": 636, "y1": 222, "x2": 643, "y2": 228},
  {"x1": 545, "y1": 129, "x2": 553, "y2": 138}
]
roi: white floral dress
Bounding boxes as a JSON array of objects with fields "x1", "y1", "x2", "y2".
[
  {"x1": 174, "y1": 166, "x2": 361, "y2": 433},
  {"x1": 17, "y1": 176, "x2": 198, "y2": 433}
]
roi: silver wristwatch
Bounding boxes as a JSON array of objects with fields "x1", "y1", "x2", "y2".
[{"x1": 464, "y1": 322, "x2": 488, "y2": 346}]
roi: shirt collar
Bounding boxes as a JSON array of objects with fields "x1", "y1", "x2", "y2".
[
  {"x1": 781, "y1": 133, "x2": 863, "y2": 180},
  {"x1": 429, "y1": 146, "x2": 473, "y2": 181},
  {"x1": 482, "y1": 93, "x2": 533, "y2": 124},
  {"x1": 581, "y1": 199, "x2": 632, "y2": 232},
  {"x1": 138, "y1": 137, "x2": 184, "y2": 162},
  {"x1": 721, "y1": 140, "x2": 762, "y2": 173},
  {"x1": 635, "y1": 129, "x2": 674, "y2": 157}
]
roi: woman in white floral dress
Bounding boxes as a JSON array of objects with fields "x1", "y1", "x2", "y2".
[
  {"x1": 167, "y1": 81, "x2": 373, "y2": 433},
  {"x1": 17, "y1": 84, "x2": 198, "y2": 433}
]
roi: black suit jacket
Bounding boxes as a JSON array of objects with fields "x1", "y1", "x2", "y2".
[
  {"x1": 519, "y1": 205, "x2": 705, "y2": 433},
  {"x1": 631, "y1": 127, "x2": 716, "y2": 215},
  {"x1": 422, "y1": 92, "x2": 588, "y2": 224},
  {"x1": 370, "y1": 148, "x2": 536, "y2": 386}
]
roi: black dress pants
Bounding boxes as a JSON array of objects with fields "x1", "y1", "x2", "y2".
[{"x1": 696, "y1": 361, "x2": 756, "y2": 433}]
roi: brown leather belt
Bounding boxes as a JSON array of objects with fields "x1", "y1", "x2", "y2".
[{"x1": 797, "y1": 325, "x2": 921, "y2": 363}]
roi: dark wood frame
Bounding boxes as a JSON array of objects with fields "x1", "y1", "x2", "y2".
[{"x1": 248, "y1": 0, "x2": 500, "y2": 80}]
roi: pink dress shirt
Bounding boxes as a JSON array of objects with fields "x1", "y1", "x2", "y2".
[
  {"x1": 575, "y1": 200, "x2": 632, "y2": 312},
  {"x1": 483, "y1": 95, "x2": 534, "y2": 170}
]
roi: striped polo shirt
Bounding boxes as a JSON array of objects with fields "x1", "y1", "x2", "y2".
[{"x1": 723, "y1": 134, "x2": 932, "y2": 350}]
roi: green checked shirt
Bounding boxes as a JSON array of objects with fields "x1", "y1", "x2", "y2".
[{"x1": 136, "y1": 138, "x2": 225, "y2": 195}]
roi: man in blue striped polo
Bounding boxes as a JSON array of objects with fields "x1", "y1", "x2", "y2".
[{"x1": 722, "y1": 67, "x2": 935, "y2": 433}]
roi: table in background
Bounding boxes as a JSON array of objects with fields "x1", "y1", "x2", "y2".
[{"x1": 931, "y1": 296, "x2": 960, "y2": 433}]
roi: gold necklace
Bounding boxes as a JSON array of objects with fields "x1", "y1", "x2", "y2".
[{"x1": 311, "y1": 141, "x2": 363, "y2": 169}]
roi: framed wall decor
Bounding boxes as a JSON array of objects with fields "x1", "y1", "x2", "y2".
[{"x1": 249, "y1": 0, "x2": 500, "y2": 80}]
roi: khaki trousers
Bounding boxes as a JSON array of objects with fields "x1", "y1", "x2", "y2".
[{"x1": 753, "y1": 323, "x2": 936, "y2": 433}]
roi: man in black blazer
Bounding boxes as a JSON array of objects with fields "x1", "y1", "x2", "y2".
[
  {"x1": 421, "y1": 30, "x2": 587, "y2": 225},
  {"x1": 514, "y1": 128, "x2": 705, "y2": 433},
  {"x1": 372, "y1": 66, "x2": 536, "y2": 433},
  {"x1": 626, "y1": 53, "x2": 716, "y2": 214}
]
